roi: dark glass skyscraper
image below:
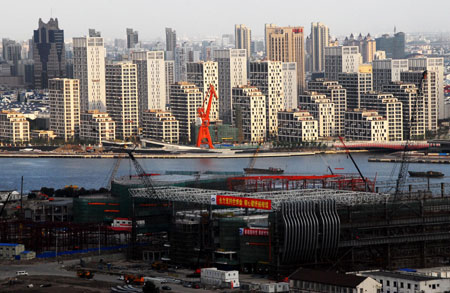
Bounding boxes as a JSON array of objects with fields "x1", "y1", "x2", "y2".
[
  {"x1": 375, "y1": 32, "x2": 405, "y2": 59},
  {"x1": 126, "y1": 28, "x2": 139, "y2": 49},
  {"x1": 165, "y1": 28, "x2": 176, "y2": 60},
  {"x1": 32, "y1": 18, "x2": 66, "y2": 89}
]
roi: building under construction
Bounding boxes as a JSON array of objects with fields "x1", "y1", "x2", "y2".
[{"x1": 130, "y1": 185, "x2": 450, "y2": 277}]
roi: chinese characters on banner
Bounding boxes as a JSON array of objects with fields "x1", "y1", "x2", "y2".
[
  {"x1": 210, "y1": 195, "x2": 272, "y2": 210},
  {"x1": 239, "y1": 228, "x2": 269, "y2": 237}
]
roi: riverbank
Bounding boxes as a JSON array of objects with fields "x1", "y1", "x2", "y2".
[
  {"x1": 0, "y1": 149, "x2": 368, "y2": 159},
  {"x1": 369, "y1": 156, "x2": 450, "y2": 164}
]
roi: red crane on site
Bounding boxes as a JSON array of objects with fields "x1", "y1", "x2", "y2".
[{"x1": 196, "y1": 84, "x2": 218, "y2": 149}]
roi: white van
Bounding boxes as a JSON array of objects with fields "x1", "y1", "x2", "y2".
[{"x1": 16, "y1": 271, "x2": 28, "y2": 276}]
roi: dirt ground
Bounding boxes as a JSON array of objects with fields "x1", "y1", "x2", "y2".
[{"x1": 0, "y1": 275, "x2": 113, "y2": 293}]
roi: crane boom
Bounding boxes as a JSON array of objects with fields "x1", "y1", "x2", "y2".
[
  {"x1": 106, "y1": 155, "x2": 124, "y2": 190},
  {"x1": 393, "y1": 70, "x2": 427, "y2": 198},
  {"x1": 247, "y1": 142, "x2": 262, "y2": 169},
  {"x1": 0, "y1": 192, "x2": 13, "y2": 218},
  {"x1": 196, "y1": 84, "x2": 218, "y2": 149},
  {"x1": 338, "y1": 136, "x2": 371, "y2": 192},
  {"x1": 127, "y1": 150, "x2": 158, "y2": 199}
]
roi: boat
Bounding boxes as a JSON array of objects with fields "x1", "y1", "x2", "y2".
[
  {"x1": 244, "y1": 167, "x2": 284, "y2": 174},
  {"x1": 243, "y1": 142, "x2": 284, "y2": 175},
  {"x1": 408, "y1": 171, "x2": 444, "y2": 178}
]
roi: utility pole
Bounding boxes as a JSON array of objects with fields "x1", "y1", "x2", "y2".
[
  {"x1": 55, "y1": 229, "x2": 58, "y2": 262},
  {"x1": 98, "y1": 224, "x2": 101, "y2": 255},
  {"x1": 20, "y1": 176, "x2": 23, "y2": 216}
]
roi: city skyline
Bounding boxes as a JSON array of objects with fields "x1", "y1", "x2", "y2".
[{"x1": 2, "y1": 0, "x2": 450, "y2": 41}]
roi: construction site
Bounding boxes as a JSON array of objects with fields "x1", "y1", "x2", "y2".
[
  {"x1": 2, "y1": 85, "x2": 450, "y2": 292},
  {"x1": 1, "y1": 143, "x2": 450, "y2": 280}
]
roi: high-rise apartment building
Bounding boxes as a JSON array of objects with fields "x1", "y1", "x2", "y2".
[
  {"x1": 165, "y1": 28, "x2": 177, "y2": 60},
  {"x1": 175, "y1": 46, "x2": 188, "y2": 82},
  {"x1": 277, "y1": 110, "x2": 318, "y2": 142},
  {"x1": 338, "y1": 65, "x2": 373, "y2": 110},
  {"x1": 186, "y1": 61, "x2": 219, "y2": 120},
  {"x1": 170, "y1": 82, "x2": 203, "y2": 143},
  {"x1": 2, "y1": 39, "x2": 21, "y2": 76},
  {"x1": 80, "y1": 110, "x2": 115, "y2": 144},
  {"x1": 105, "y1": 62, "x2": 139, "y2": 140},
  {"x1": 310, "y1": 22, "x2": 329, "y2": 73},
  {"x1": 324, "y1": 46, "x2": 360, "y2": 81},
  {"x1": 360, "y1": 93, "x2": 403, "y2": 141},
  {"x1": 235, "y1": 24, "x2": 251, "y2": 58},
  {"x1": 282, "y1": 62, "x2": 298, "y2": 110},
  {"x1": 383, "y1": 83, "x2": 425, "y2": 139},
  {"x1": 265, "y1": 24, "x2": 305, "y2": 92},
  {"x1": 132, "y1": 50, "x2": 166, "y2": 122},
  {"x1": 249, "y1": 61, "x2": 284, "y2": 137},
  {"x1": 213, "y1": 49, "x2": 247, "y2": 124},
  {"x1": 232, "y1": 85, "x2": 266, "y2": 143},
  {"x1": 307, "y1": 79, "x2": 347, "y2": 136},
  {"x1": 126, "y1": 28, "x2": 139, "y2": 49},
  {"x1": 298, "y1": 92, "x2": 335, "y2": 137},
  {"x1": 401, "y1": 70, "x2": 438, "y2": 132},
  {"x1": 408, "y1": 57, "x2": 446, "y2": 119},
  {"x1": 372, "y1": 59, "x2": 408, "y2": 92},
  {"x1": 88, "y1": 29, "x2": 101, "y2": 37},
  {"x1": 375, "y1": 32, "x2": 405, "y2": 59},
  {"x1": 343, "y1": 33, "x2": 376, "y2": 63},
  {"x1": 165, "y1": 60, "x2": 175, "y2": 104},
  {"x1": 345, "y1": 109, "x2": 388, "y2": 141},
  {"x1": 0, "y1": 110, "x2": 30, "y2": 143},
  {"x1": 33, "y1": 18, "x2": 66, "y2": 89},
  {"x1": 49, "y1": 78, "x2": 80, "y2": 141},
  {"x1": 142, "y1": 109, "x2": 179, "y2": 144},
  {"x1": 73, "y1": 36, "x2": 106, "y2": 112}
]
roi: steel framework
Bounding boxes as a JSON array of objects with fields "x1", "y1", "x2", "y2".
[
  {"x1": 227, "y1": 174, "x2": 376, "y2": 193},
  {"x1": 129, "y1": 186, "x2": 390, "y2": 211}
]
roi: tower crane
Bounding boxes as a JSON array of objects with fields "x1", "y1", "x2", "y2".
[
  {"x1": 393, "y1": 70, "x2": 428, "y2": 199},
  {"x1": 124, "y1": 148, "x2": 159, "y2": 259},
  {"x1": 196, "y1": 84, "x2": 218, "y2": 149}
]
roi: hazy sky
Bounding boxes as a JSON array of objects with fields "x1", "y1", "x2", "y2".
[{"x1": 2, "y1": 0, "x2": 449, "y2": 41}]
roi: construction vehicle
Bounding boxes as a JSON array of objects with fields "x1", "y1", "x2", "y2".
[
  {"x1": 196, "y1": 84, "x2": 218, "y2": 149},
  {"x1": 124, "y1": 274, "x2": 145, "y2": 285},
  {"x1": 77, "y1": 269, "x2": 94, "y2": 279}
]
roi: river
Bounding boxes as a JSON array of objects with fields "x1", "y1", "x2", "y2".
[{"x1": 1, "y1": 153, "x2": 449, "y2": 193}]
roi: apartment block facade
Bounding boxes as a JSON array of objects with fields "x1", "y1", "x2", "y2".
[
  {"x1": 105, "y1": 62, "x2": 139, "y2": 140},
  {"x1": 142, "y1": 109, "x2": 179, "y2": 144},
  {"x1": 277, "y1": 110, "x2": 318, "y2": 142}
]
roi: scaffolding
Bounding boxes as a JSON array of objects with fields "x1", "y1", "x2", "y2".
[
  {"x1": 129, "y1": 186, "x2": 390, "y2": 210},
  {"x1": 227, "y1": 174, "x2": 376, "y2": 193}
]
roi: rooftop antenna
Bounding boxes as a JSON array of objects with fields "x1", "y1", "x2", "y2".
[{"x1": 394, "y1": 26, "x2": 396, "y2": 34}]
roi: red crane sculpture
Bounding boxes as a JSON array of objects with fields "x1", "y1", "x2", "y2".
[{"x1": 196, "y1": 84, "x2": 218, "y2": 149}]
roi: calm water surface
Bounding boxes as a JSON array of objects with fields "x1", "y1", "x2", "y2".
[{"x1": 1, "y1": 153, "x2": 449, "y2": 192}]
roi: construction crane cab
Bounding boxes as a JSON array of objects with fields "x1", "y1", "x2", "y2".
[{"x1": 196, "y1": 84, "x2": 218, "y2": 149}]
